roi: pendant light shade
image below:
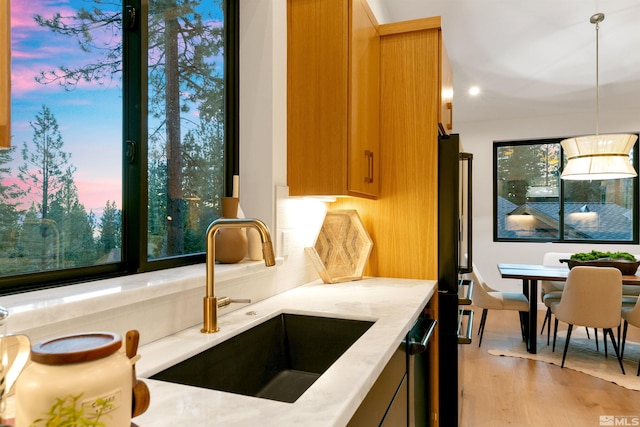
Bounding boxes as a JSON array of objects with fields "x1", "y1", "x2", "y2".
[
  {"x1": 560, "y1": 13, "x2": 638, "y2": 180},
  {"x1": 561, "y1": 133, "x2": 638, "y2": 180}
]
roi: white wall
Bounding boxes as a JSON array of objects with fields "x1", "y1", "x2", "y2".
[
  {"x1": 456, "y1": 110, "x2": 640, "y2": 295},
  {"x1": 239, "y1": 0, "x2": 286, "y2": 229},
  {"x1": 239, "y1": 0, "x2": 322, "y2": 281}
]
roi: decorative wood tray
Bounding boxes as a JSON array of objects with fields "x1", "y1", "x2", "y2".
[{"x1": 305, "y1": 210, "x2": 373, "y2": 284}]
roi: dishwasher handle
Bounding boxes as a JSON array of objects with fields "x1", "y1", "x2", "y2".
[{"x1": 403, "y1": 319, "x2": 437, "y2": 356}]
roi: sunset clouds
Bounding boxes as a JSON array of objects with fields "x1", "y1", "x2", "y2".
[{"x1": 7, "y1": 0, "x2": 122, "y2": 216}]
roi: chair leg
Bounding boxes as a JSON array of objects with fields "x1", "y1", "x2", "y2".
[
  {"x1": 560, "y1": 324, "x2": 574, "y2": 368},
  {"x1": 478, "y1": 308, "x2": 486, "y2": 336},
  {"x1": 585, "y1": 327, "x2": 590, "y2": 339},
  {"x1": 478, "y1": 309, "x2": 488, "y2": 347},
  {"x1": 540, "y1": 308, "x2": 550, "y2": 334},
  {"x1": 518, "y1": 311, "x2": 526, "y2": 342},
  {"x1": 552, "y1": 318, "x2": 559, "y2": 352},
  {"x1": 540, "y1": 308, "x2": 553, "y2": 344},
  {"x1": 621, "y1": 320, "x2": 629, "y2": 359},
  {"x1": 603, "y1": 329, "x2": 608, "y2": 358},
  {"x1": 604, "y1": 328, "x2": 625, "y2": 375},
  {"x1": 594, "y1": 328, "x2": 599, "y2": 352}
]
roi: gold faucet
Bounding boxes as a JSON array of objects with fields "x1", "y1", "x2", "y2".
[{"x1": 202, "y1": 218, "x2": 276, "y2": 333}]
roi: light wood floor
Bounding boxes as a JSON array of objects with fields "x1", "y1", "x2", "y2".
[{"x1": 459, "y1": 307, "x2": 640, "y2": 427}]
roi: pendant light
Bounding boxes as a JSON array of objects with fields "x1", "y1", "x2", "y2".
[{"x1": 560, "y1": 13, "x2": 638, "y2": 180}]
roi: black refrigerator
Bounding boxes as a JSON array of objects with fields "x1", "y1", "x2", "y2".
[{"x1": 437, "y1": 133, "x2": 473, "y2": 426}]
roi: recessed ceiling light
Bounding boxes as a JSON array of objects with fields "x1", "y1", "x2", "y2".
[{"x1": 469, "y1": 86, "x2": 480, "y2": 96}]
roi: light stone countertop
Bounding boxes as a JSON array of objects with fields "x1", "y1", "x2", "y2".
[{"x1": 133, "y1": 277, "x2": 437, "y2": 427}]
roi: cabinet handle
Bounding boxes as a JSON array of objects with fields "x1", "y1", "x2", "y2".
[
  {"x1": 364, "y1": 151, "x2": 368, "y2": 183},
  {"x1": 364, "y1": 150, "x2": 374, "y2": 184}
]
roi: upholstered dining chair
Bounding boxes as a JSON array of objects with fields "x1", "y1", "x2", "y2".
[
  {"x1": 470, "y1": 263, "x2": 529, "y2": 347},
  {"x1": 620, "y1": 296, "x2": 640, "y2": 376},
  {"x1": 539, "y1": 253, "x2": 594, "y2": 346},
  {"x1": 542, "y1": 291, "x2": 563, "y2": 345},
  {"x1": 540, "y1": 253, "x2": 566, "y2": 336},
  {"x1": 551, "y1": 266, "x2": 625, "y2": 374},
  {"x1": 540, "y1": 253, "x2": 567, "y2": 293}
]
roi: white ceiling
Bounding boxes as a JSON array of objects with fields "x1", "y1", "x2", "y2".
[{"x1": 368, "y1": 0, "x2": 640, "y2": 124}]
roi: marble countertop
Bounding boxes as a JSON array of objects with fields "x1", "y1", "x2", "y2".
[{"x1": 133, "y1": 277, "x2": 437, "y2": 427}]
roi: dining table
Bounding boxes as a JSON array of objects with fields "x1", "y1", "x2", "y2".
[{"x1": 496, "y1": 263, "x2": 640, "y2": 354}]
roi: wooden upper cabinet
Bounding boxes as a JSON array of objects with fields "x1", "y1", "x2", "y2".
[
  {"x1": 378, "y1": 16, "x2": 453, "y2": 136},
  {"x1": 348, "y1": 0, "x2": 380, "y2": 197},
  {"x1": 287, "y1": 0, "x2": 380, "y2": 199}
]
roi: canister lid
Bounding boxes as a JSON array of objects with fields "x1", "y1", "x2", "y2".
[{"x1": 31, "y1": 332, "x2": 122, "y2": 365}]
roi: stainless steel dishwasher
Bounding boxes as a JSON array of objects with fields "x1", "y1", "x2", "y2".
[{"x1": 405, "y1": 314, "x2": 437, "y2": 427}]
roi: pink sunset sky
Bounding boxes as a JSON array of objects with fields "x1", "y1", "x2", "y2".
[{"x1": 7, "y1": 1, "x2": 123, "y2": 217}]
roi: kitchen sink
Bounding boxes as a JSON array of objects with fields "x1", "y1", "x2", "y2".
[{"x1": 150, "y1": 313, "x2": 374, "y2": 403}]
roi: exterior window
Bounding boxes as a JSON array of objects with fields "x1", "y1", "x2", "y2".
[
  {"x1": 494, "y1": 136, "x2": 639, "y2": 243},
  {"x1": 0, "y1": 0, "x2": 235, "y2": 293}
]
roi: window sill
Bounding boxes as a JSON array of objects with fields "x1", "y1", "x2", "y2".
[{"x1": 0, "y1": 259, "x2": 285, "y2": 345}]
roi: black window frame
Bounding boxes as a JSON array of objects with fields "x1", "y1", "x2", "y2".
[
  {"x1": 493, "y1": 134, "x2": 639, "y2": 244},
  {"x1": 0, "y1": 0, "x2": 238, "y2": 295}
]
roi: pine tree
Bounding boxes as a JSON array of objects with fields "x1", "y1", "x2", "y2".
[
  {"x1": 0, "y1": 147, "x2": 25, "y2": 273},
  {"x1": 35, "y1": 1, "x2": 227, "y2": 257},
  {"x1": 48, "y1": 168, "x2": 97, "y2": 267},
  {"x1": 17, "y1": 106, "x2": 77, "y2": 269},
  {"x1": 98, "y1": 200, "x2": 121, "y2": 261},
  {"x1": 18, "y1": 105, "x2": 75, "y2": 219}
]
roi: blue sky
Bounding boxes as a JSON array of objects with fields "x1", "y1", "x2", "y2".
[
  {"x1": 7, "y1": 0, "x2": 226, "y2": 218},
  {"x1": 8, "y1": 0, "x2": 122, "y2": 216}
]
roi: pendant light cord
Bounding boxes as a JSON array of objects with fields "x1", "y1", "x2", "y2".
[
  {"x1": 590, "y1": 13, "x2": 605, "y2": 136},
  {"x1": 595, "y1": 17, "x2": 600, "y2": 136}
]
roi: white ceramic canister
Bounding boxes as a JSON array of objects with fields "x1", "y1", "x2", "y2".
[{"x1": 15, "y1": 332, "x2": 132, "y2": 427}]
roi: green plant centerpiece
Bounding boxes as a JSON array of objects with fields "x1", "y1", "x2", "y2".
[
  {"x1": 570, "y1": 250, "x2": 636, "y2": 261},
  {"x1": 565, "y1": 250, "x2": 640, "y2": 275}
]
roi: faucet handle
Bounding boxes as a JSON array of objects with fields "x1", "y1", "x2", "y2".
[{"x1": 217, "y1": 297, "x2": 252, "y2": 308}]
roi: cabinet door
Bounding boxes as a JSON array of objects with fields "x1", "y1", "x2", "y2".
[
  {"x1": 347, "y1": 346, "x2": 407, "y2": 426},
  {"x1": 381, "y1": 375, "x2": 408, "y2": 427},
  {"x1": 348, "y1": 0, "x2": 380, "y2": 197},
  {"x1": 287, "y1": 0, "x2": 349, "y2": 197}
]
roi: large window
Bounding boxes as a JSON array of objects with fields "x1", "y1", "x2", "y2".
[
  {"x1": 0, "y1": 0, "x2": 236, "y2": 293},
  {"x1": 494, "y1": 136, "x2": 639, "y2": 243}
]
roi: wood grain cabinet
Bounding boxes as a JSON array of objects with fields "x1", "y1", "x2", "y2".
[
  {"x1": 378, "y1": 17, "x2": 453, "y2": 137},
  {"x1": 332, "y1": 16, "x2": 452, "y2": 426},
  {"x1": 287, "y1": 0, "x2": 380, "y2": 198}
]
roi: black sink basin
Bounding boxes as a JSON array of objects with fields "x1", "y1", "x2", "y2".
[{"x1": 150, "y1": 313, "x2": 374, "y2": 403}]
